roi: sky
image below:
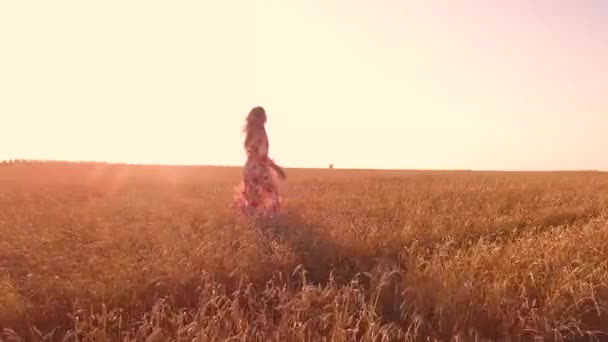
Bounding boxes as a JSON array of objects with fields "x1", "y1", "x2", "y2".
[{"x1": 1, "y1": 0, "x2": 607, "y2": 170}]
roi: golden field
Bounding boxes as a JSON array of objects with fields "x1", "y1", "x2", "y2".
[{"x1": 1, "y1": 162, "x2": 608, "y2": 341}]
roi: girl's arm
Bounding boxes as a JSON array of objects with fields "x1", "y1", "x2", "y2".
[{"x1": 268, "y1": 159, "x2": 287, "y2": 180}]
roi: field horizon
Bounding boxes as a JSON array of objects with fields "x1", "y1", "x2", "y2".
[
  {"x1": 2, "y1": 161, "x2": 608, "y2": 341},
  {"x1": 2, "y1": 159, "x2": 606, "y2": 173}
]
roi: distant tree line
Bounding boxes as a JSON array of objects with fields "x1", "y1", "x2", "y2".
[
  {"x1": 0, "y1": 159, "x2": 110, "y2": 165},
  {"x1": 1, "y1": 159, "x2": 26, "y2": 164}
]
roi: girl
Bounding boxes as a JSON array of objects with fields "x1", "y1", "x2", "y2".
[{"x1": 233, "y1": 106, "x2": 286, "y2": 219}]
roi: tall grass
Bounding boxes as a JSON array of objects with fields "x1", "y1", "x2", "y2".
[{"x1": 1, "y1": 163, "x2": 608, "y2": 341}]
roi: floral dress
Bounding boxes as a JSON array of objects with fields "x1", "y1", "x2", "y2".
[{"x1": 233, "y1": 126, "x2": 281, "y2": 219}]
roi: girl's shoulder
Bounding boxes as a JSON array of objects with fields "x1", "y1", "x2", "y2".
[
  {"x1": 251, "y1": 126, "x2": 268, "y2": 139},
  {"x1": 245, "y1": 126, "x2": 267, "y2": 145}
]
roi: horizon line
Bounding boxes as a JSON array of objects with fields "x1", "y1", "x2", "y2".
[{"x1": 1, "y1": 158, "x2": 605, "y2": 173}]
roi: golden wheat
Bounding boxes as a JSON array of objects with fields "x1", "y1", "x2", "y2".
[{"x1": 1, "y1": 162, "x2": 607, "y2": 341}]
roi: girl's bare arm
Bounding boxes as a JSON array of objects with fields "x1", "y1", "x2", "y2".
[{"x1": 269, "y1": 160, "x2": 286, "y2": 180}]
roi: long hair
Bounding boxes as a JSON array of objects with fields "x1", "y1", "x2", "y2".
[{"x1": 243, "y1": 106, "x2": 267, "y2": 148}]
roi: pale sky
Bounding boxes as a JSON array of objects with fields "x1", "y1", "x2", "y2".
[{"x1": 1, "y1": 1, "x2": 607, "y2": 170}]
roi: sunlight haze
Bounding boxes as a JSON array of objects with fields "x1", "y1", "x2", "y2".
[{"x1": 1, "y1": 1, "x2": 607, "y2": 170}]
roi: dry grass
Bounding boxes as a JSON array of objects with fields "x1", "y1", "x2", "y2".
[{"x1": 1, "y1": 162, "x2": 608, "y2": 341}]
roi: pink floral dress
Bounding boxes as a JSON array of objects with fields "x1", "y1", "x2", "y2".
[{"x1": 233, "y1": 126, "x2": 281, "y2": 219}]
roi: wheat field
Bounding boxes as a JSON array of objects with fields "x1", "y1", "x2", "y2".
[{"x1": 1, "y1": 162, "x2": 608, "y2": 341}]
